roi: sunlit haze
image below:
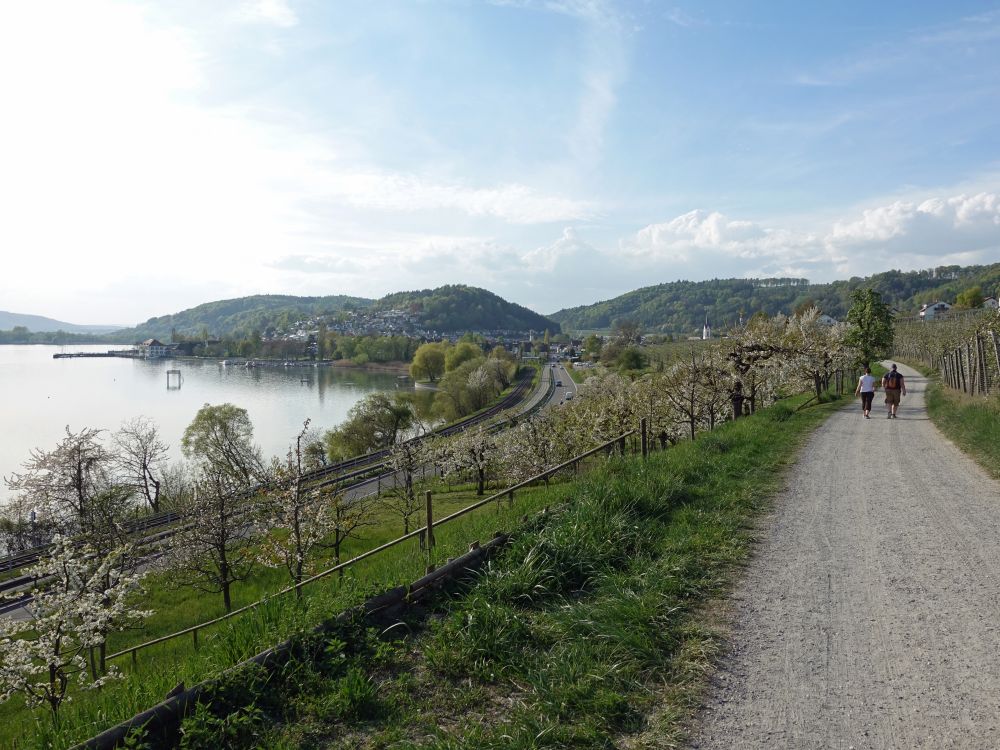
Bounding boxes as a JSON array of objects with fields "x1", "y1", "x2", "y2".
[{"x1": 3, "y1": 0, "x2": 1000, "y2": 325}]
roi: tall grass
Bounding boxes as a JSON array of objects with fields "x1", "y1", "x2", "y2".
[{"x1": 925, "y1": 381, "x2": 1000, "y2": 479}]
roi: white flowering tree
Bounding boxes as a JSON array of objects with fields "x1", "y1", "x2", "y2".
[
  {"x1": 632, "y1": 372, "x2": 682, "y2": 448},
  {"x1": 495, "y1": 415, "x2": 560, "y2": 486},
  {"x1": 113, "y1": 416, "x2": 169, "y2": 514},
  {"x1": 6, "y1": 429, "x2": 140, "y2": 678},
  {"x1": 660, "y1": 352, "x2": 712, "y2": 441},
  {"x1": 441, "y1": 425, "x2": 498, "y2": 496},
  {"x1": 725, "y1": 314, "x2": 789, "y2": 414},
  {"x1": 782, "y1": 308, "x2": 850, "y2": 397},
  {"x1": 560, "y1": 371, "x2": 638, "y2": 451},
  {"x1": 384, "y1": 439, "x2": 430, "y2": 535},
  {"x1": 260, "y1": 422, "x2": 335, "y2": 593},
  {"x1": 0, "y1": 536, "x2": 151, "y2": 719},
  {"x1": 170, "y1": 466, "x2": 258, "y2": 613},
  {"x1": 5, "y1": 427, "x2": 135, "y2": 551}
]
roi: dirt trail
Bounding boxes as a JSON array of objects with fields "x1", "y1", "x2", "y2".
[{"x1": 688, "y1": 363, "x2": 1000, "y2": 749}]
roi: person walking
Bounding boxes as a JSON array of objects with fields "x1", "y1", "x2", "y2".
[
  {"x1": 882, "y1": 363, "x2": 907, "y2": 418},
  {"x1": 855, "y1": 367, "x2": 877, "y2": 419}
]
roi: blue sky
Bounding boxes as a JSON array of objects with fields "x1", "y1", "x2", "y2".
[{"x1": 2, "y1": 0, "x2": 1000, "y2": 324}]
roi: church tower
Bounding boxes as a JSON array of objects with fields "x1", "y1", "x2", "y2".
[{"x1": 702, "y1": 314, "x2": 711, "y2": 340}]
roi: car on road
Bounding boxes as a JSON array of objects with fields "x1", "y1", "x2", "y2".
[
  {"x1": 555, "y1": 380, "x2": 563, "y2": 387},
  {"x1": 565, "y1": 392, "x2": 573, "y2": 400}
]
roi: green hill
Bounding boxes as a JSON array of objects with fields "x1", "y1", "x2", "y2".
[
  {"x1": 549, "y1": 264, "x2": 1000, "y2": 335},
  {"x1": 109, "y1": 294, "x2": 371, "y2": 342},
  {"x1": 106, "y1": 286, "x2": 560, "y2": 342},
  {"x1": 375, "y1": 284, "x2": 560, "y2": 333}
]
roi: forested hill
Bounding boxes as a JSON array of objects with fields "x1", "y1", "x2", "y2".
[
  {"x1": 375, "y1": 284, "x2": 559, "y2": 332},
  {"x1": 549, "y1": 264, "x2": 1000, "y2": 335},
  {"x1": 109, "y1": 294, "x2": 371, "y2": 342},
  {"x1": 106, "y1": 286, "x2": 560, "y2": 341}
]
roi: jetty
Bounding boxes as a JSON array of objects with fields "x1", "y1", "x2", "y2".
[{"x1": 53, "y1": 349, "x2": 139, "y2": 359}]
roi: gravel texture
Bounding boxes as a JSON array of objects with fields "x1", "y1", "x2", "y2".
[{"x1": 688, "y1": 363, "x2": 1000, "y2": 749}]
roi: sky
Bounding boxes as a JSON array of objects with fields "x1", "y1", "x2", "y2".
[{"x1": 2, "y1": 0, "x2": 1000, "y2": 325}]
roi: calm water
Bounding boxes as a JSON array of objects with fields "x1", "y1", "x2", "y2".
[{"x1": 0, "y1": 345, "x2": 402, "y2": 501}]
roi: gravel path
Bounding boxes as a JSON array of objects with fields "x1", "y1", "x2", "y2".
[{"x1": 688, "y1": 363, "x2": 1000, "y2": 749}]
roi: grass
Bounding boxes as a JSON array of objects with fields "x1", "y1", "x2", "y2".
[
  {"x1": 169, "y1": 391, "x2": 843, "y2": 750},
  {"x1": 0, "y1": 474, "x2": 574, "y2": 750},
  {"x1": 923, "y1": 379, "x2": 1000, "y2": 480}
]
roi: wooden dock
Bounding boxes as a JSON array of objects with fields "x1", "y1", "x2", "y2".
[{"x1": 53, "y1": 350, "x2": 139, "y2": 359}]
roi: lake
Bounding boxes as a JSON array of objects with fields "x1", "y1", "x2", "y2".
[{"x1": 0, "y1": 345, "x2": 402, "y2": 502}]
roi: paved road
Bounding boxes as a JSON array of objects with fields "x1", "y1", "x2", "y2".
[{"x1": 689, "y1": 363, "x2": 1000, "y2": 749}]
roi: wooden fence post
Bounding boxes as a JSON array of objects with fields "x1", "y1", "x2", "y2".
[
  {"x1": 967, "y1": 342, "x2": 976, "y2": 394},
  {"x1": 992, "y1": 331, "x2": 1000, "y2": 394},
  {"x1": 977, "y1": 332, "x2": 989, "y2": 394},
  {"x1": 640, "y1": 417, "x2": 648, "y2": 459},
  {"x1": 955, "y1": 347, "x2": 969, "y2": 393},
  {"x1": 192, "y1": 627, "x2": 199, "y2": 650},
  {"x1": 425, "y1": 490, "x2": 434, "y2": 550}
]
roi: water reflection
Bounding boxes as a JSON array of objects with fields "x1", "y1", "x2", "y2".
[{"x1": 0, "y1": 345, "x2": 402, "y2": 501}]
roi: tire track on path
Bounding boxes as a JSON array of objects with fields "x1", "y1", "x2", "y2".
[{"x1": 688, "y1": 363, "x2": 1000, "y2": 749}]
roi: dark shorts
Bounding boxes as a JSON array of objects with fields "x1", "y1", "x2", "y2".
[
  {"x1": 885, "y1": 389, "x2": 901, "y2": 406},
  {"x1": 861, "y1": 392, "x2": 874, "y2": 410}
]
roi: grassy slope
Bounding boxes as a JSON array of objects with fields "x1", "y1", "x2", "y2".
[
  {"x1": 924, "y1": 381, "x2": 1000, "y2": 480},
  {"x1": 198, "y1": 392, "x2": 842, "y2": 749},
  {"x1": 2, "y1": 478, "x2": 571, "y2": 750}
]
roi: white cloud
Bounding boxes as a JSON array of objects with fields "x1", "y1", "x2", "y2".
[
  {"x1": 622, "y1": 210, "x2": 817, "y2": 264},
  {"x1": 829, "y1": 193, "x2": 1000, "y2": 250},
  {"x1": 618, "y1": 193, "x2": 1000, "y2": 287},
  {"x1": 313, "y1": 172, "x2": 594, "y2": 224},
  {"x1": 236, "y1": 0, "x2": 298, "y2": 28}
]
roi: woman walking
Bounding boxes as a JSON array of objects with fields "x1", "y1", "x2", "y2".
[{"x1": 855, "y1": 367, "x2": 877, "y2": 419}]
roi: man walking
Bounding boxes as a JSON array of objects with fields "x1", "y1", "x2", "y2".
[{"x1": 882, "y1": 363, "x2": 906, "y2": 418}]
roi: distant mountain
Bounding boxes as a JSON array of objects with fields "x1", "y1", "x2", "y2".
[
  {"x1": 0, "y1": 310, "x2": 121, "y2": 334},
  {"x1": 375, "y1": 284, "x2": 560, "y2": 333},
  {"x1": 549, "y1": 264, "x2": 1000, "y2": 335},
  {"x1": 109, "y1": 294, "x2": 372, "y2": 342}
]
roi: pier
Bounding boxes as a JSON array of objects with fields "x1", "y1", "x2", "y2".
[{"x1": 53, "y1": 349, "x2": 139, "y2": 359}]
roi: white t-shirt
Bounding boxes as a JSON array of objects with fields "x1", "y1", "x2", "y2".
[{"x1": 858, "y1": 374, "x2": 876, "y2": 393}]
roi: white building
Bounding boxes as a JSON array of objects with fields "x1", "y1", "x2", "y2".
[
  {"x1": 139, "y1": 338, "x2": 169, "y2": 358},
  {"x1": 702, "y1": 315, "x2": 712, "y2": 340},
  {"x1": 919, "y1": 301, "x2": 951, "y2": 320}
]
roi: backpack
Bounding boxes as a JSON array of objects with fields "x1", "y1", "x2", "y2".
[{"x1": 885, "y1": 371, "x2": 902, "y2": 389}]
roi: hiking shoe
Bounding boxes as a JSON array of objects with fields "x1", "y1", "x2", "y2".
[
  {"x1": 887, "y1": 413, "x2": 892, "y2": 418},
  {"x1": 864, "y1": 414, "x2": 870, "y2": 419}
]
